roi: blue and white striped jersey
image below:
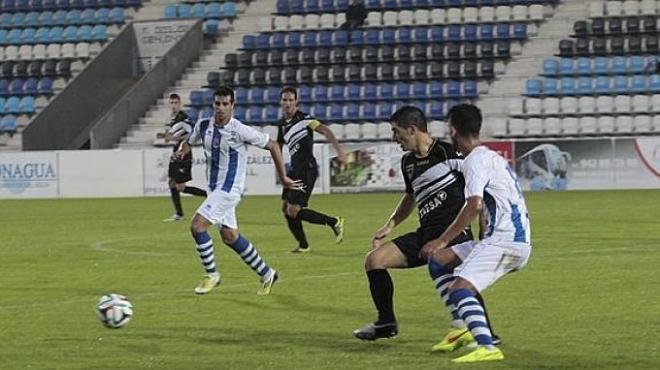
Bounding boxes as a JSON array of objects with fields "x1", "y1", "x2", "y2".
[
  {"x1": 463, "y1": 146, "x2": 531, "y2": 245},
  {"x1": 188, "y1": 116, "x2": 269, "y2": 195}
]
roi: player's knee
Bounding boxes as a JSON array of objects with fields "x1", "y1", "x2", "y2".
[
  {"x1": 175, "y1": 183, "x2": 185, "y2": 192},
  {"x1": 220, "y1": 229, "x2": 239, "y2": 245},
  {"x1": 365, "y1": 250, "x2": 387, "y2": 270},
  {"x1": 190, "y1": 223, "x2": 206, "y2": 234},
  {"x1": 448, "y1": 278, "x2": 477, "y2": 295}
]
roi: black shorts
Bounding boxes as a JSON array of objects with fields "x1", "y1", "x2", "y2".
[
  {"x1": 281, "y1": 164, "x2": 318, "y2": 207},
  {"x1": 168, "y1": 158, "x2": 192, "y2": 184},
  {"x1": 392, "y1": 228, "x2": 474, "y2": 268}
]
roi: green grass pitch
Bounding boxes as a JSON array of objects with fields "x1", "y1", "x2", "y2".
[{"x1": 1, "y1": 190, "x2": 659, "y2": 369}]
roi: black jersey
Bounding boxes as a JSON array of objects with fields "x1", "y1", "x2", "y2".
[
  {"x1": 168, "y1": 111, "x2": 193, "y2": 155},
  {"x1": 277, "y1": 110, "x2": 321, "y2": 170},
  {"x1": 401, "y1": 139, "x2": 467, "y2": 237}
]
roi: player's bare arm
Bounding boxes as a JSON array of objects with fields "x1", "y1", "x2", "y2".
[
  {"x1": 175, "y1": 140, "x2": 192, "y2": 159},
  {"x1": 315, "y1": 124, "x2": 347, "y2": 164},
  {"x1": 419, "y1": 196, "x2": 483, "y2": 259},
  {"x1": 372, "y1": 193, "x2": 415, "y2": 249},
  {"x1": 264, "y1": 139, "x2": 303, "y2": 191}
]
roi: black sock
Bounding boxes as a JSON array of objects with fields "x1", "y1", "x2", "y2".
[
  {"x1": 182, "y1": 186, "x2": 207, "y2": 197},
  {"x1": 476, "y1": 293, "x2": 496, "y2": 336},
  {"x1": 170, "y1": 187, "x2": 183, "y2": 216},
  {"x1": 367, "y1": 269, "x2": 396, "y2": 324},
  {"x1": 297, "y1": 208, "x2": 337, "y2": 227},
  {"x1": 285, "y1": 215, "x2": 308, "y2": 248}
]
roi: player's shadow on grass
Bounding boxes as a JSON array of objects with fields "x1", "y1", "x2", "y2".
[{"x1": 217, "y1": 293, "x2": 366, "y2": 318}]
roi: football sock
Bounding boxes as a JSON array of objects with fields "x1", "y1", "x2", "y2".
[
  {"x1": 449, "y1": 288, "x2": 494, "y2": 349},
  {"x1": 182, "y1": 186, "x2": 207, "y2": 197},
  {"x1": 229, "y1": 235, "x2": 271, "y2": 278},
  {"x1": 476, "y1": 293, "x2": 497, "y2": 336},
  {"x1": 367, "y1": 269, "x2": 396, "y2": 324},
  {"x1": 285, "y1": 215, "x2": 308, "y2": 249},
  {"x1": 428, "y1": 259, "x2": 465, "y2": 329},
  {"x1": 297, "y1": 209, "x2": 337, "y2": 227},
  {"x1": 170, "y1": 187, "x2": 183, "y2": 216},
  {"x1": 192, "y1": 231, "x2": 218, "y2": 275}
]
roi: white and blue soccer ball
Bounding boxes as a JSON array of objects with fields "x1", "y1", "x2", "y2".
[{"x1": 97, "y1": 293, "x2": 133, "y2": 329}]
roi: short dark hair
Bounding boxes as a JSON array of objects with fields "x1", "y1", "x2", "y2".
[
  {"x1": 280, "y1": 86, "x2": 298, "y2": 100},
  {"x1": 214, "y1": 86, "x2": 235, "y2": 103},
  {"x1": 447, "y1": 104, "x2": 482, "y2": 137},
  {"x1": 389, "y1": 106, "x2": 427, "y2": 132},
  {"x1": 169, "y1": 93, "x2": 180, "y2": 101}
]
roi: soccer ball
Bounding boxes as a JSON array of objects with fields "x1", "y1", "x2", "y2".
[{"x1": 97, "y1": 293, "x2": 133, "y2": 329}]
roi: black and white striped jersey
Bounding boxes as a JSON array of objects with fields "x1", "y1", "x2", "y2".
[
  {"x1": 168, "y1": 111, "x2": 193, "y2": 154},
  {"x1": 401, "y1": 138, "x2": 466, "y2": 234},
  {"x1": 277, "y1": 110, "x2": 321, "y2": 170}
]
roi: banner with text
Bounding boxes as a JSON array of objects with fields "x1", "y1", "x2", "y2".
[{"x1": 0, "y1": 151, "x2": 58, "y2": 198}]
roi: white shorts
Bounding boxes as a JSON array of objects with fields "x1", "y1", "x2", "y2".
[
  {"x1": 450, "y1": 239, "x2": 531, "y2": 292},
  {"x1": 196, "y1": 189, "x2": 241, "y2": 229}
]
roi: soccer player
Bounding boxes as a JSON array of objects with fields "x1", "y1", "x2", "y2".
[
  {"x1": 353, "y1": 106, "x2": 500, "y2": 347},
  {"x1": 420, "y1": 104, "x2": 532, "y2": 363},
  {"x1": 157, "y1": 93, "x2": 207, "y2": 222},
  {"x1": 176, "y1": 86, "x2": 302, "y2": 295},
  {"x1": 278, "y1": 86, "x2": 347, "y2": 253}
]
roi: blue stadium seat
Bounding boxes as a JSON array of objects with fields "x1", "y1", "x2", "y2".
[
  {"x1": 320, "y1": 0, "x2": 334, "y2": 12},
  {"x1": 189, "y1": 3, "x2": 204, "y2": 18},
  {"x1": 446, "y1": 80, "x2": 461, "y2": 97},
  {"x1": 613, "y1": 76, "x2": 628, "y2": 93},
  {"x1": 56, "y1": 0, "x2": 69, "y2": 10},
  {"x1": 398, "y1": 27, "x2": 412, "y2": 43},
  {"x1": 39, "y1": 77, "x2": 53, "y2": 94},
  {"x1": 21, "y1": 28, "x2": 35, "y2": 43},
  {"x1": 330, "y1": 85, "x2": 344, "y2": 101},
  {"x1": 346, "y1": 103, "x2": 359, "y2": 120},
  {"x1": 276, "y1": 0, "x2": 288, "y2": 13},
  {"x1": 315, "y1": 105, "x2": 329, "y2": 120},
  {"x1": 447, "y1": 25, "x2": 460, "y2": 41},
  {"x1": 650, "y1": 75, "x2": 660, "y2": 92},
  {"x1": 350, "y1": 30, "x2": 364, "y2": 44},
  {"x1": 306, "y1": 0, "x2": 319, "y2": 13},
  {"x1": 628, "y1": 56, "x2": 645, "y2": 74},
  {"x1": 19, "y1": 95, "x2": 34, "y2": 113},
  {"x1": 2, "y1": 0, "x2": 16, "y2": 12},
  {"x1": 0, "y1": 80, "x2": 9, "y2": 96},
  {"x1": 247, "y1": 107, "x2": 264, "y2": 123},
  {"x1": 594, "y1": 76, "x2": 610, "y2": 94},
  {"x1": 302, "y1": 31, "x2": 317, "y2": 47},
  {"x1": 347, "y1": 83, "x2": 360, "y2": 100},
  {"x1": 109, "y1": 7, "x2": 124, "y2": 23},
  {"x1": 5, "y1": 96, "x2": 19, "y2": 113},
  {"x1": 287, "y1": 31, "x2": 301, "y2": 47},
  {"x1": 265, "y1": 86, "x2": 279, "y2": 103},
  {"x1": 272, "y1": 32, "x2": 286, "y2": 48},
  {"x1": 314, "y1": 85, "x2": 328, "y2": 101},
  {"x1": 201, "y1": 89, "x2": 213, "y2": 105},
  {"x1": 0, "y1": 13, "x2": 12, "y2": 28},
  {"x1": 189, "y1": 90, "x2": 203, "y2": 106},
  {"x1": 542, "y1": 59, "x2": 558, "y2": 76},
  {"x1": 7, "y1": 29, "x2": 21, "y2": 44},
  {"x1": 205, "y1": 3, "x2": 221, "y2": 18},
  {"x1": 25, "y1": 11, "x2": 39, "y2": 27},
  {"x1": 380, "y1": 82, "x2": 394, "y2": 99},
  {"x1": 336, "y1": 0, "x2": 349, "y2": 10},
  {"x1": 84, "y1": 0, "x2": 98, "y2": 7},
  {"x1": 479, "y1": 24, "x2": 493, "y2": 40},
  {"x1": 559, "y1": 58, "x2": 573, "y2": 76},
  {"x1": 63, "y1": 25, "x2": 78, "y2": 41},
  {"x1": 545, "y1": 78, "x2": 560, "y2": 95},
  {"x1": 178, "y1": 4, "x2": 191, "y2": 18},
  {"x1": 560, "y1": 78, "x2": 575, "y2": 95},
  {"x1": 334, "y1": 30, "x2": 348, "y2": 45},
  {"x1": 363, "y1": 83, "x2": 377, "y2": 100},
  {"x1": 576, "y1": 57, "x2": 591, "y2": 75},
  {"x1": 379, "y1": 102, "x2": 394, "y2": 119},
  {"x1": 233, "y1": 106, "x2": 244, "y2": 122},
  {"x1": 429, "y1": 100, "x2": 444, "y2": 118},
  {"x1": 414, "y1": 0, "x2": 430, "y2": 6},
  {"x1": 205, "y1": 19, "x2": 219, "y2": 35},
  {"x1": 396, "y1": 82, "x2": 411, "y2": 98},
  {"x1": 593, "y1": 57, "x2": 609, "y2": 75},
  {"x1": 126, "y1": 0, "x2": 141, "y2": 7},
  {"x1": 447, "y1": 0, "x2": 461, "y2": 6},
  {"x1": 384, "y1": 0, "x2": 397, "y2": 8},
  {"x1": 631, "y1": 75, "x2": 647, "y2": 92},
  {"x1": 319, "y1": 30, "x2": 332, "y2": 46},
  {"x1": 412, "y1": 82, "x2": 426, "y2": 98},
  {"x1": 612, "y1": 56, "x2": 626, "y2": 75},
  {"x1": 0, "y1": 115, "x2": 16, "y2": 133},
  {"x1": 577, "y1": 77, "x2": 592, "y2": 94},
  {"x1": 290, "y1": 0, "x2": 303, "y2": 13},
  {"x1": 251, "y1": 87, "x2": 264, "y2": 103},
  {"x1": 299, "y1": 85, "x2": 312, "y2": 102},
  {"x1": 11, "y1": 13, "x2": 25, "y2": 28},
  {"x1": 430, "y1": 26, "x2": 443, "y2": 42},
  {"x1": 265, "y1": 105, "x2": 279, "y2": 122},
  {"x1": 16, "y1": 0, "x2": 29, "y2": 11},
  {"x1": 464, "y1": 25, "x2": 478, "y2": 42},
  {"x1": 496, "y1": 23, "x2": 510, "y2": 40},
  {"x1": 236, "y1": 87, "x2": 248, "y2": 102},
  {"x1": 69, "y1": 0, "x2": 82, "y2": 8},
  {"x1": 31, "y1": 0, "x2": 44, "y2": 9},
  {"x1": 221, "y1": 2, "x2": 238, "y2": 18},
  {"x1": 242, "y1": 35, "x2": 256, "y2": 49},
  {"x1": 0, "y1": 29, "x2": 7, "y2": 44},
  {"x1": 38, "y1": 11, "x2": 53, "y2": 26},
  {"x1": 96, "y1": 8, "x2": 110, "y2": 23},
  {"x1": 200, "y1": 106, "x2": 213, "y2": 119},
  {"x1": 513, "y1": 23, "x2": 527, "y2": 39},
  {"x1": 164, "y1": 4, "x2": 177, "y2": 19},
  {"x1": 366, "y1": 29, "x2": 380, "y2": 44},
  {"x1": 92, "y1": 24, "x2": 107, "y2": 41},
  {"x1": 430, "y1": 81, "x2": 443, "y2": 96},
  {"x1": 0, "y1": 98, "x2": 5, "y2": 115},
  {"x1": 81, "y1": 9, "x2": 95, "y2": 24},
  {"x1": 367, "y1": 0, "x2": 381, "y2": 8},
  {"x1": 362, "y1": 102, "x2": 377, "y2": 120},
  {"x1": 24, "y1": 77, "x2": 38, "y2": 94},
  {"x1": 66, "y1": 9, "x2": 81, "y2": 25},
  {"x1": 525, "y1": 79, "x2": 542, "y2": 95},
  {"x1": 256, "y1": 33, "x2": 270, "y2": 48},
  {"x1": 382, "y1": 28, "x2": 396, "y2": 44},
  {"x1": 463, "y1": 80, "x2": 477, "y2": 97},
  {"x1": 35, "y1": 27, "x2": 49, "y2": 43},
  {"x1": 413, "y1": 27, "x2": 428, "y2": 43},
  {"x1": 77, "y1": 25, "x2": 91, "y2": 41}
]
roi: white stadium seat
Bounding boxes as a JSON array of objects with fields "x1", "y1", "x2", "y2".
[
  {"x1": 32, "y1": 44, "x2": 46, "y2": 59},
  {"x1": 598, "y1": 116, "x2": 615, "y2": 133},
  {"x1": 508, "y1": 118, "x2": 525, "y2": 135},
  {"x1": 304, "y1": 14, "x2": 320, "y2": 29},
  {"x1": 429, "y1": 120, "x2": 446, "y2": 137},
  {"x1": 367, "y1": 11, "x2": 382, "y2": 26},
  {"x1": 631, "y1": 95, "x2": 650, "y2": 112},
  {"x1": 580, "y1": 116, "x2": 598, "y2": 134},
  {"x1": 376, "y1": 122, "x2": 391, "y2": 140},
  {"x1": 633, "y1": 115, "x2": 652, "y2": 132},
  {"x1": 274, "y1": 16, "x2": 288, "y2": 30},
  {"x1": 479, "y1": 7, "x2": 495, "y2": 22},
  {"x1": 262, "y1": 125, "x2": 279, "y2": 140},
  {"x1": 544, "y1": 117, "x2": 561, "y2": 135},
  {"x1": 398, "y1": 10, "x2": 414, "y2": 25},
  {"x1": 289, "y1": 15, "x2": 304, "y2": 30},
  {"x1": 75, "y1": 42, "x2": 90, "y2": 58},
  {"x1": 0, "y1": 47, "x2": 5, "y2": 61},
  {"x1": 606, "y1": 1, "x2": 623, "y2": 16},
  {"x1": 640, "y1": 0, "x2": 656, "y2": 15},
  {"x1": 622, "y1": 0, "x2": 640, "y2": 16},
  {"x1": 616, "y1": 115, "x2": 633, "y2": 133},
  {"x1": 383, "y1": 11, "x2": 397, "y2": 26},
  {"x1": 335, "y1": 13, "x2": 346, "y2": 26},
  {"x1": 258, "y1": 17, "x2": 272, "y2": 32},
  {"x1": 508, "y1": 99, "x2": 523, "y2": 115},
  {"x1": 361, "y1": 122, "x2": 378, "y2": 140},
  {"x1": 5, "y1": 45, "x2": 18, "y2": 61},
  {"x1": 589, "y1": 1, "x2": 605, "y2": 18},
  {"x1": 344, "y1": 123, "x2": 361, "y2": 141},
  {"x1": 328, "y1": 123, "x2": 345, "y2": 141},
  {"x1": 652, "y1": 94, "x2": 660, "y2": 111},
  {"x1": 595, "y1": 96, "x2": 613, "y2": 113},
  {"x1": 577, "y1": 96, "x2": 596, "y2": 114},
  {"x1": 512, "y1": 5, "x2": 527, "y2": 21},
  {"x1": 562, "y1": 117, "x2": 579, "y2": 134},
  {"x1": 463, "y1": 7, "x2": 478, "y2": 23},
  {"x1": 430, "y1": 9, "x2": 446, "y2": 24},
  {"x1": 560, "y1": 97, "x2": 578, "y2": 114},
  {"x1": 320, "y1": 13, "x2": 335, "y2": 28},
  {"x1": 413, "y1": 9, "x2": 430, "y2": 25},
  {"x1": 46, "y1": 44, "x2": 60, "y2": 59},
  {"x1": 543, "y1": 97, "x2": 560, "y2": 114},
  {"x1": 526, "y1": 118, "x2": 543, "y2": 135},
  {"x1": 614, "y1": 95, "x2": 631, "y2": 113},
  {"x1": 653, "y1": 115, "x2": 660, "y2": 131},
  {"x1": 495, "y1": 6, "x2": 512, "y2": 21},
  {"x1": 18, "y1": 45, "x2": 32, "y2": 60},
  {"x1": 447, "y1": 8, "x2": 461, "y2": 24},
  {"x1": 529, "y1": 4, "x2": 544, "y2": 21},
  {"x1": 489, "y1": 117, "x2": 507, "y2": 137},
  {"x1": 525, "y1": 98, "x2": 542, "y2": 115}
]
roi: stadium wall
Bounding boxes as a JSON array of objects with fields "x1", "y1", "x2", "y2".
[{"x1": 0, "y1": 138, "x2": 658, "y2": 199}]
